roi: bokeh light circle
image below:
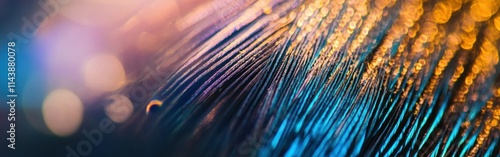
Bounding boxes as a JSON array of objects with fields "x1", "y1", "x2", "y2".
[
  {"x1": 105, "y1": 95, "x2": 134, "y2": 123},
  {"x1": 42, "y1": 89, "x2": 84, "y2": 137},
  {"x1": 83, "y1": 54, "x2": 126, "y2": 92}
]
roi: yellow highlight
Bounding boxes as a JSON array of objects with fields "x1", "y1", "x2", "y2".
[
  {"x1": 375, "y1": 0, "x2": 391, "y2": 9},
  {"x1": 465, "y1": 76, "x2": 473, "y2": 85},
  {"x1": 263, "y1": 6, "x2": 273, "y2": 14},
  {"x1": 146, "y1": 100, "x2": 163, "y2": 114},
  {"x1": 494, "y1": 15, "x2": 500, "y2": 31},
  {"x1": 496, "y1": 88, "x2": 500, "y2": 97},
  {"x1": 433, "y1": 1, "x2": 452, "y2": 23},
  {"x1": 448, "y1": 0, "x2": 463, "y2": 11},
  {"x1": 470, "y1": 0, "x2": 500, "y2": 22}
]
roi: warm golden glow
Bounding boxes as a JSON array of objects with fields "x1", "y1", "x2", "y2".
[
  {"x1": 42, "y1": 89, "x2": 83, "y2": 137},
  {"x1": 146, "y1": 100, "x2": 163, "y2": 114},
  {"x1": 83, "y1": 54, "x2": 126, "y2": 92}
]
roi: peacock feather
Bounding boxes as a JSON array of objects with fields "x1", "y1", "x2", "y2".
[{"x1": 119, "y1": 0, "x2": 500, "y2": 156}]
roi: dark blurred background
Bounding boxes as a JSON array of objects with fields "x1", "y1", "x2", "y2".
[{"x1": 0, "y1": 0, "x2": 184, "y2": 156}]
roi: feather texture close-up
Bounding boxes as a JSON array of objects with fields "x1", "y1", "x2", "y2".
[
  {"x1": 117, "y1": 0, "x2": 500, "y2": 156},
  {"x1": 1, "y1": 0, "x2": 500, "y2": 156}
]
